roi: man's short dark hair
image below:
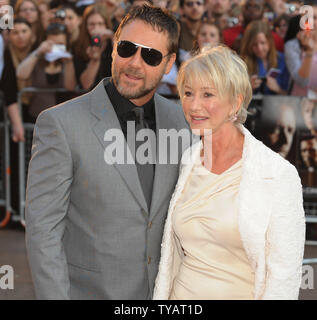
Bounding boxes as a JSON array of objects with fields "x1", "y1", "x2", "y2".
[{"x1": 114, "y1": 4, "x2": 180, "y2": 54}]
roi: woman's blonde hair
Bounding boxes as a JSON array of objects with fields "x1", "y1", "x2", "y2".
[{"x1": 177, "y1": 45, "x2": 253, "y2": 125}]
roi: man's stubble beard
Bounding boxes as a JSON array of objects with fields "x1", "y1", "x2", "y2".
[
  {"x1": 112, "y1": 65, "x2": 167, "y2": 100},
  {"x1": 187, "y1": 15, "x2": 203, "y2": 23}
]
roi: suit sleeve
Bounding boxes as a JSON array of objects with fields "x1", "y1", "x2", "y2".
[
  {"x1": 262, "y1": 164, "x2": 306, "y2": 299},
  {"x1": 25, "y1": 110, "x2": 73, "y2": 299}
]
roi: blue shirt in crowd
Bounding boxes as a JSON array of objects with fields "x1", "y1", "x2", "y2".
[{"x1": 257, "y1": 52, "x2": 290, "y2": 95}]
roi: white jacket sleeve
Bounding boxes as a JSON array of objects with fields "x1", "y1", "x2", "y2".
[{"x1": 262, "y1": 164, "x2": 305, "y2": 299}]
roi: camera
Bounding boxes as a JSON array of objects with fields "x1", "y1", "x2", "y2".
[
  {"x1": 91, "y1": 35, "x2": 101, "y2": 47},
  {"x1": 51, "y1": 44, "x2": 66, "y2": 53},
  {"x1": 258, "y1": 77, "x2": 267, "y2": 94},
  {"x1": 227, "y1": 17, "x2": 239, "y2": 28},
  {"x1": 55, "y1": 9, "x2": 66, "y2": 20},
  {"x1": 285, "y1": 3, "x2": 296, "y2": 14},
  {"x1": 263, "y1": 12, "x2": 274, "y2": 22}
]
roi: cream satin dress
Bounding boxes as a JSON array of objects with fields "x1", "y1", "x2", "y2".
[{"x1": 169, "y1": 158, "x2": 255, "y2": 300}]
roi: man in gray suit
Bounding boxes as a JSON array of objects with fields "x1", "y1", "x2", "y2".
[{"x1": 25, "y1": 5, "x2": 190, "y2": 299}]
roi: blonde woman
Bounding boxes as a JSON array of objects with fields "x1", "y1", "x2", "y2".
[{"x1": 153, "y1": 45, "x2": 305, "y2": 300}]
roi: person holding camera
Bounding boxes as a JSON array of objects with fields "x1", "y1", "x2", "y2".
[
  {"x1": 73, "y1": 4, "x2": 113, "y2": 90},
  {"x1": 49, "y1": 4, "x2": 82, "y2": 50},
  {"x1": 0, "y1": 17, "x2": 36, "y2": 218},
  {"x1": 240, "y1": 20, "x2": 289, "y2": 95},
  {"x1": 16, "y1": 23, "x2": 76, "y2": 122},
  {"x1": 284, "y1": 3, "x2": 317, "y2": 97},
  {"x1": 0, "y1": 17, "x2": 35, "y2": 141},
  {"x1": 223, "y1": 0, "x2": 284, "y2": 54}
]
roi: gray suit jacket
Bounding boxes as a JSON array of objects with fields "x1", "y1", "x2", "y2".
[{"x1": 25, "y1": 79, "x2": 190, "y2": 299}]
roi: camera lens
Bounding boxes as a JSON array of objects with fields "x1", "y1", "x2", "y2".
[
  {"x1": 55, "y1": 9, "x2": 66, "y2": 20},
  {"x1": 91, "y1": 35, "x2": 101, "y2": 47}
]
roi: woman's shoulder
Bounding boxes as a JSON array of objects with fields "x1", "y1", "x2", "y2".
[
  {"x1": 243, "y1": 127, "x2": 298, "y2": 178},
  {"x1": 284, "y1": 38, "x2": 300, "y2": 51}
]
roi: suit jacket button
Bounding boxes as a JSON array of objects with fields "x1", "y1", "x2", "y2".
[
  {"x1": 148, "y1": 256, "x2": 152, "y2": 264},
  {"x1": 148, "y1": 221, "x2": 152, "y2": 229}
]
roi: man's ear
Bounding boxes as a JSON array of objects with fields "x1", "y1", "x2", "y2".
[{"x1": 164, "y1": 52, "x2": 176, "y2": 75}]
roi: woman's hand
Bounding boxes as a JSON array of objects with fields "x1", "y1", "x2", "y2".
[
  {"x1": 36, "y1": 40, "x2": 54, "y2": 56},
  {"x1": 12, "y1": 123, "x2": 25, "y2": 143},
  {"x1": 266, "y1": 76, "x2": 282, "y2": 93},
  {"x1": 297, "y1": 30, "x2": 315, "y2": 53},
  {"x1": 86, "y1": 28, "x2": 111, "y2": 61},
  {"x1": 86, "y1": 45, "x2": 104, "y2": 62},
  {"x1": 61, "y1": 55, "x2": 73, "y2": 65},
  {"x1": 90, "y1": 27, "x2": 113, "y2": 47},
  {"x1": 250, "y1": 74, "x2": 262, "y2": 90},
  {"x1": 97, "y1": 28, "x2": 114, "y2": 42}
]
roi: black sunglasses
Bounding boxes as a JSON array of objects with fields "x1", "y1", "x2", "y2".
[{"x1": 117, "y1": 40, "x2": 170, "y2": 67}]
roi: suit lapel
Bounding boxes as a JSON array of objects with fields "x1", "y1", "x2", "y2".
[
  {"x1": 89, "y1": 80, "x2": 148, "y2": 214},
  {"x1": 149, "y1": 95, "x2": 186, "y2": 219}
]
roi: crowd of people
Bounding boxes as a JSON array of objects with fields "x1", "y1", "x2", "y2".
[{"x1": 0, "y1": 0, "x2": 316, "y2": 142}]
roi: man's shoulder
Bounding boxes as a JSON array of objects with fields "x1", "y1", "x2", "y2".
[
  {"x1": 40, "y1": 78, "x2": 110, "y2": 120},
  {"x1": 41, "y1": 91, "x2": 91, "y2": 117},
  {"x1": 154, "y1": 93, "x2": 188, "y2": 129},
  {"x1": 154, "y1": 93, "x2": 183, "y2": 116},
  {"x1": 155, "y1": 93, "x2": 179, "y2": 105},
  {"x1": 35, "y1": 90, "x2": 98, "y2": 134}
]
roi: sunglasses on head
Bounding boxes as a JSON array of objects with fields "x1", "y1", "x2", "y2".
[
  {"x1": 184, "y1": 1, "x2": 204, "y2": 7},
  {"x1": 116, "y1": 40, "x2": 170, "y2": 67}
]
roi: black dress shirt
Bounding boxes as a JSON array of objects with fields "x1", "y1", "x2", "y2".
[
  {"x1": 105, "y1": 78, "x2": 156, "y2": 137},
  {"x1": 105, "y1": 78, "x2": 156, "y2": 210}
]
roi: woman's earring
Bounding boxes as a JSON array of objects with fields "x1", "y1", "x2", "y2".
[
  {"x1": 229, "y1": 106, "x2": 238, "y2": 122},
  {"x1": 231, "y1": 113, "x2": 238, "y2": 122}
]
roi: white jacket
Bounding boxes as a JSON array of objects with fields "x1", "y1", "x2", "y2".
[{"x1": 153, "y1": 126, "x2": 306, "y2": 300}]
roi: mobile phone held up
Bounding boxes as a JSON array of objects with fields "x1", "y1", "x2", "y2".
[
  {"x1": 91, "y1": 35, "x2": 101, "y2": 47},
  {"x1": 267, "y1": 68, "x2": 281, "y2": 79}
]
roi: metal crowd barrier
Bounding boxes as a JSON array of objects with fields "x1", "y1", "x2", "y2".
[{"x1": 0, "y1": 92, "x2": 13, "y2": 228}]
